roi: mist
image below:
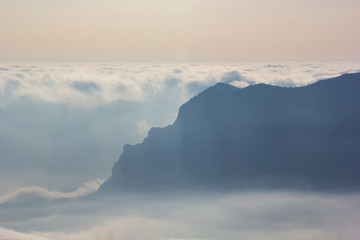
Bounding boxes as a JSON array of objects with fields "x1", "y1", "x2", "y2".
[
  {"x1": 1, "y1": 62, "x2": 360, "y2": 239},
  {"x1": 1, "y1": 62, "x2": 360, "y2": 193},
  {"x1": 1, "y1": 191, "x2": 360, "y2": 240}
]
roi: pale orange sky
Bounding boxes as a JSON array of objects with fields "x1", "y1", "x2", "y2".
[{"x1": 1, "y1": 0, "x2": 360, "y2": 62}]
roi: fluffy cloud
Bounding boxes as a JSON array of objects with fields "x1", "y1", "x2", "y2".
[
  {"x1": 71, "y1": 81, "x2": 101, "y2": 94},
  {"x1": 136, "y1": 120, "x2": 152, "y2": 136},
  {"x1": 0, "y1": 178, "x2": 105, "y2": 204},
  {"x1": 1, "y1": 62, "x2": 360, "y2": 108},
  {"x1": 221, "y1": 70, "x2": 254, "y2": 84}
]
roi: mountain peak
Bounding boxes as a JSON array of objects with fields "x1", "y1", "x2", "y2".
[{"x1": 211, "y1": 82, "x2": 239, "y2": 93}]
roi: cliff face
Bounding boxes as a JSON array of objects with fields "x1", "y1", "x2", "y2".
[{"x1": 99, "y1": 73, "x2": 360, "y2": 192}]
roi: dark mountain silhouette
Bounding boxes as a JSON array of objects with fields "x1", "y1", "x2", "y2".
[{"x1": 98, "y1": 73, "x2": 360, "y2": 193}]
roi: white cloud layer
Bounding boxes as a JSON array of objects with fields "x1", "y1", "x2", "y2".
[
  {"x1": 1, "y1": 62, "x2": 360, "y2": 108},
  {"x1": 0, "y1": 178, "x2": 105, "y2": 204},
  {"x1": 0, "y1": 191, "x2": 359, "y2": 240}
]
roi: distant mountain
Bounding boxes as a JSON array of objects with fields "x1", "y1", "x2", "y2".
[{"x1": 98, "y1": 73, "x2": 360, "y2": 193}]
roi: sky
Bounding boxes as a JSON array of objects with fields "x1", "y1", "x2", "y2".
[{"x1": 1, "y1": 0, "x2": 360, "y2": 62}]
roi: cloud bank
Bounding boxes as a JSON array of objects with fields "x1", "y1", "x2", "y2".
[
  {"x1": 1, "y1": 62, "x2": 360, "y2": 108},
  {"x1": 0, "y1": 191, "x2": 359, "y2": 240}
]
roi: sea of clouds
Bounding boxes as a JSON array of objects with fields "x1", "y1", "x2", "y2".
[
  {"x1": 2, "y1": 62, "x2": 360, "y2": 108},
  {"x1": 1, "y1": 62, "x2": 360, "y2": 239}
]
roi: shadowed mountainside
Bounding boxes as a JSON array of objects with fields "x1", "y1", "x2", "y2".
[{"x1": 99, "y1": 73, "x2": 360, "y2": 193}]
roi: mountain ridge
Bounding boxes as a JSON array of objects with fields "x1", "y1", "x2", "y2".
[{"x1": 98, "y1": 72, "x2": 360, "y2": 193}]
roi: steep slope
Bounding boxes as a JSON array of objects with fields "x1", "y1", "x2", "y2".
[{"x1": 99, "y1": 73, "x2": 360, "y2": 192}]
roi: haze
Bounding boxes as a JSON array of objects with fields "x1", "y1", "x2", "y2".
[
  {"x1": 1, "y1": 62, "x2": 360, "y2": 240},
  {"x1": 1, "y1": 0, "x2": 360, "y2": 62}
]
